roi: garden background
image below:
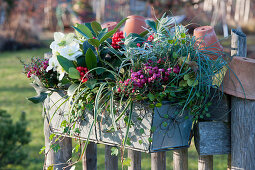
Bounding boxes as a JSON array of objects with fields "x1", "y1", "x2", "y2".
[{"x1": 0, "y1": 0, "x2": 254, "y2": 169}]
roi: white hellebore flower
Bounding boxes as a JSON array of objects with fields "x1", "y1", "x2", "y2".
[
  {"x1": 50, "y1": 32, "x2": 82, "y2": 61},
  {"x1": 57, "y1": 65, "x2": 66, "y2": 80},
  {"x1": 58, "y1": 42, "x2": 83, "y2": 61},
  {"x1": 46, "y1": 56, "x2": 59, "y2": 72},
  {"x1": 47, "y1": 32, "x2": 83, "y2": 80}
]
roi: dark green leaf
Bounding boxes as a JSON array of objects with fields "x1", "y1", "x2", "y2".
[
  {"x1": 85, "y1": 79, "x2": 97, "y2": 89},
  {"x1": 148, "y1": 137, "x2": 152, "y2": 143},
  {"x1": 83, "y1": 40, "x2": 96, "y2": 54},
  {"x1": 76, "y1": 55, "x2": 86, "y2": 66},
  {"x1": 88, "y1": 38, "x2": 100, "y2": 48},
  {"x1": 114, "y1": 18, "x2": 128, "y2": 30},
  {"x1": 91, "y1": 21, "x2": 102, "y2": 35},
  {"x1": 139, "y1": 30, "x2": 149, "y2": 37},
  {"x1": 51, "y1": 143, "x2": 60, "y2": 152},
  {"x1": 28, "y1": 92, "x2": 47, "y2": 104},
  {"x1": 85, "y1": 48, "x2": 97, "y2": 70},
  {"x1": 145, "y1": 20, "x2": 156, "y2": 32},
  {"x1": 99, "y1": 30, "x2": 115, "y2": 44},
  {"x1": 73, "y1": 24, "x2": 93, "y2": 39},
  {"x1": 57, "y1": 55, "x2": 75, "y2": 73},
  {"x1": 95, "y1": 67, "x2": 106, "y2": 75},
  {"x1": 98, "y1": 28, "x2": 108, "y2": 40},
  {"x1": 69, "y1": 67, "x2": 81, "y2": 79}
]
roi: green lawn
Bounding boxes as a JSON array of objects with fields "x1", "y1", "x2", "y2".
[{"x1": 0, "y1": 48, "x2": 228, "y2": 169}]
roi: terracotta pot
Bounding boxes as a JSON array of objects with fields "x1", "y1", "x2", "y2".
[
  {"x1": 222, "y1": 57, "x2": 255, "y2": 100},
  {"x1": 101, "y1": 21, "x2": 118, "y2": 31},
  {"x1": 193, "y1": 26, "x2": 223, "y2": 60},
  {"x1": 123, "y1": 15, "x2": 147, "y2": 36}
]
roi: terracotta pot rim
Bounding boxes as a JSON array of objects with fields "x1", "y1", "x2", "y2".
[
  {"x1": 194, "y1": 26, "x2": 213, "y2": 33},
  {"x1": 222, "y1": 56, "x2": 255, "y2": 100},
  {"x1": 127, "y1": 15, "x2": 146, "y2": 20}
]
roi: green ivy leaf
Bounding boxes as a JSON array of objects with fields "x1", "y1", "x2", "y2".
[
  {"x1": 149, "y1": 104, "x2": 155, "y2": 108},
  {"x1": 126, "y1": 137, "x2": 132, "y2": 146},
  {"x1": 155, "y1": 102, "x2": 162, "y2": 107},
  {"x1": 151, "y1": 126, "x2": 156, "y2": 133},
  {"x1": 162, "y1": 121, "x2": 168, "y2": 127},
  {"x1": 85, "y1": 48, "x2": 97, "y2": 70},
  {"x1": 139, "y1": 140, "x2": 143, "y2": 145},
  {"x1": 51, "y1": 143, "x2": 60, "y2": 152},
  {"x1": 61, "y1": 120, "x2": 67, "y2": 128},
  {"x1": 111, "y1": 147, "x2": 118, "y2": 156},
  {"x1": 179, "y1": 80, "x2": 188, "y2": 87},
  {"x1": 139, "y1": 128, "x2": 145, "y2": 134},
  {"x1": 47, "y1": 165, "x2": 53, "y2": 170},
  {"x1": 69, "y1": 67, "x2": 81, "y2": 79},
  {"x1": 163, "y1": 114, "x2": 169, "y2": 119},
  {"x1": 123, "y1": 158, "x2": 131, "y2": 166},
  {"x1": 39, "y1": 146, "x2": 46, "y2": 154},
  {"x1": 187, "y1": 79, "x2": 198, "y2": 87},
  {"x1": 147, "y1": 93, "x2": 155, "y2": 101},
  {"x1": 49, "y1": 134, "x2": 56, "y2": 141},
  {"x1": 148, "y1": 137, "x2": 152, "y2": 143}
]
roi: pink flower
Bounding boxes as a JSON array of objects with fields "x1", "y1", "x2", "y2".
[
  {"x1": 27, "y1": 71, "x2": 31, "y2": 78},
  {"x1": 173, "y1": 65, "x2": 180, "y2": 74}
]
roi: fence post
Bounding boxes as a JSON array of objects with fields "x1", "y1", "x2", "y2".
[
  {"x1": 151, "y1": 152, "x2": 166, "y2": 170},
  {"x1": 198, "y1": 155, "x2": 213, "y2": 170},
  {"x1": 230, "y1": 97, "x2": 255, "y2": 170},
  {"x1": 231, "y1": 29, "x2": 247, "y2": 57},
  {"x1": 105, "y1": 145, "x2": 118, "y2": 170},
  {"x1": 82, "y1": 142, "x2": 97, "y2": 170},
  {"x1": 128, "y1": 149, "x2": 141, "y2": 170},
  {"x1": 173, "y1": 148, "x2": 188, "y2": 170},
  {"x1": 44, "y1": 117, "x2": 72, "y2": 170}
]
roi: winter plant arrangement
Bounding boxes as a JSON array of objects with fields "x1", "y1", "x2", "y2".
[{"x1": 21, "y1": 15, "x2": 228, "y2": 168}]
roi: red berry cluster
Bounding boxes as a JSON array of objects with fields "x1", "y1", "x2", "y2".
[
  {"x1": 111, "y1": 31, "x2": 124, "y2": 49},
  {"x1": 147, "y1": 34, "x2": 154, "y2": 42},
  {"x1": 76, "y1": 66, "x2": 89, "y2": 83}
]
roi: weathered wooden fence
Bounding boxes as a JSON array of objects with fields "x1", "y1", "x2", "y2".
[{"x1": 43, "y1": 29, "x2": 255, "y2": 170}]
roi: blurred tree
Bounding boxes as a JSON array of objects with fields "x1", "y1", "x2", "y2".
[
  {"x1": 0, "y1": 0, "x2": 43, "y2": 51},
  {"x1": 0, "y1": 110, "x2": 31, "y2": 168}
]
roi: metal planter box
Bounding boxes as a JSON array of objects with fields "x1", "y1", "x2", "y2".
[{"x1": 44, "y1": 92, "x2": 193, "y2": 153}]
